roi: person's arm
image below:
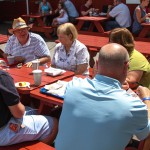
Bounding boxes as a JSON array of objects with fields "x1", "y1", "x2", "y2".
[
  {"x1": 136, "y1": 8, "x2": 145, "y2": 23},
  {"x1": 137, "y1": 86, "x2": 150, "y2": 119},
  {"x1": 75, "y1": 45, "x2": 89, "y2": 75},
  {"x1": 126, "y1": 70, "x2": 143, "y2": 89},
  {"x1": 136, "y1": 8, "x2": 149, "y2": 23},
  {"x1": 38, "y1": 3, "x2": 42, "y2": 13},
  {"x1": 9, "y1": 102, "x2": 25, "y2": 119},
  {"x1": 107, "y1": 5, "x2": 113, "y2": 18},
  {"x1": 81, "y1": 8, "x2": 93, "y2": 16},
  {"x1": 75, "y1": 63, "x2": 88, "y2": 75},
  {"x1": 25, "y1": 56, "x2": 51, "y2": 67},
  {"x1": 0, "y1": 71, "x2": 25, "y2": 118},
  {"x1": 58, "y1": 10, "x2": 65, "y2": 18}
]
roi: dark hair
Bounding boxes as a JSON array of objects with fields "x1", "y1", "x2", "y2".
[{"x1": 109, "y1": 28, "x2": 135, "y2": 54}]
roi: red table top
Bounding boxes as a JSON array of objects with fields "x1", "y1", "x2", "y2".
[
  {"x1": 5, "y1": 66, "x2": 74, "y2": 84},
  {"x1": 30, "y1": 75, "x2": 86, "y2": 106},
  {"x1": 11, "y1": 74, "x2": 48, "y2": 94},
  {"x1": 76, "y1": 16, "x2": 107, "y2": 21},
  {"x1": 0, "y1": 34, "x2": 9, "y2": 44},
  {"x1": 77, "y1": 34, "x2": 150, "y2": 55}
]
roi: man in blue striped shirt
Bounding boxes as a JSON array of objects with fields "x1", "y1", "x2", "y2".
[{"x1": 4, "y1": 17, "x2": 51, "y2": 67}]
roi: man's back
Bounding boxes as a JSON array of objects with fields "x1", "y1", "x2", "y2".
[
  {"x1": 55, "y1": 75, "x2": 148, "y2": 150},
  {"x1": 109, "y1": 3, "x2": 131, "y2": 27},
  {"x1": 64, "y1": 0, "x2": 79, "y2": 17}
]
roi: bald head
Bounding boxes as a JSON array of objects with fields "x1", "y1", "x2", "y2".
[{"x1": 98, "y1": 43, "x2": 129, "y2": 83}]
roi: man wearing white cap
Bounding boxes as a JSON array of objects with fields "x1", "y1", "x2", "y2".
[{"x1": 3, "y1": 17, "x2": 51, "y2": 67}]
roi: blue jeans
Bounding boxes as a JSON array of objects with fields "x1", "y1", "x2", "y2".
[{"x1": 105, "y1": 20, "x2": 121, "y2": 31}]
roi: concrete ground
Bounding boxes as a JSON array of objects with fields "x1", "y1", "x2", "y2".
[{"x1": 0, "y1": 21, "x2": 56, "y2": 57}]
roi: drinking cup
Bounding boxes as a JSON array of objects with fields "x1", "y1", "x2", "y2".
[
  {"x1": 32, "y1": 69, "x2": 42, "y2": 86},
  {"x1": 89, "y1": 11, "x2": 92, "y2": 16},
  {"x1": 7, "y1": 55, "x2": 15, "y2": 65},
  {"x1": 145, "y1": 18, "x2": 150, "y2": 23},
  {"x1": 32, "y1": 60, "x2": 40, "y2": 70}
]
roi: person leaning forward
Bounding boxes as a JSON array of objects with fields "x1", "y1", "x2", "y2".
[
  {"x1": 3, "y1": 17, "x2": 51, "y2": 67},
  {"x1": 55, "y1": 43, "x2": 150, "y2": 150},
  {"x1": 0, "y1": 69, "x2": 58, "y2": 146}
]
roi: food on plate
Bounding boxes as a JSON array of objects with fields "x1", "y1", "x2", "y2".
[{"x1": 18, "y1": 82, "x2": 26, "y2": 87}]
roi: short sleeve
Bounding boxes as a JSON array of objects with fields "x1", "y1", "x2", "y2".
[
  {"x1": 33, "y1": 35, "x2": 50, "y2": 58},
  {"x1": 129, "y1": 50, "x2": 149, "y2": 72},
  {"x1": 0, "y1": 71, "x2": 20, "y2": 106}
]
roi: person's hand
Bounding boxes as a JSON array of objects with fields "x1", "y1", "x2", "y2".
[
  {"x1": 136, "y1": 86, "x2": 150, "y2": 100},
  {"x1": 108, "y1": 5, "x2": 113, "y2": 10},
  {"x1": 24, "y1": 61, "x2": 32, "y2": 68},
  {"x1": 89, "y1": 8, "x2": 94, "y2": 12},
  {"x1": 14, "y1": 56, "x2": 25, "y2": 63},
  {"x1": 49, "y1": 10, "x2": 52, "y2": 14},
  {"x1": 147, "y1": 13, "x2": 150, "y2": 17},
  {"x1": 122, "y1": 80, "x2": 129, "y2": 90}
]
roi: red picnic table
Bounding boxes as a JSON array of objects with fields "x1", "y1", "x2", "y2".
[
  {"x1": 77, "y1": 34, "x2": 150, "y2": 56},
  {"x1": 22, "y1": 12, "x2": 55, "y2": 39},
  {"x1": 0, "y1": 34, "x2": 9, "y2": 44},
  {"x1": 138, "y1": 22, "x2": 150, "y2": 38},
  {"x1": 30, "y1": 75, "x2": 85, "y2": 114},
  {"x1": 76, "y1": 16, "x2": 108, "y2": 35},
  {"x1": 55, "y1": 34, "x2": 150, "y2": 67}
]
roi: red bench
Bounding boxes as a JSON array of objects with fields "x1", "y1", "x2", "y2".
[
  {"x1": 0, "y1": 34, "x2": 9, "y2": 44},
  {"x1": 0, "y1": 141, "x2": 55, "y2": 150}
]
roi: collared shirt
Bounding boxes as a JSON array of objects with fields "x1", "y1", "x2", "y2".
[
  {"x1": 52, "y1": 39, "x2": 89, "y2": 74},
  {"x1": 64, "y1": 0, "x2": 79, "y2": 17},
  {"x1": 5, "y1": 32, "x2": 50, "y2": 63},
  {"x1": 109, "y1": 3, "x2": 131, "y2": 27},
  {"x1": 129, "y1": 49, "x2": 150, "y2": 89},
  {"x1": 56, "y1": 75, "x2": 150, "y2": 150}
]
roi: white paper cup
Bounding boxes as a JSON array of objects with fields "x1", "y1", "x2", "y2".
[
  {"x1": 32, "y1": 60, "x2": 40, "y2": 70},
  {"x1": 7, "y1": 56, "x2": 15, "y2": 65},
  {"x1": 32, "y1": 69, "x2": 42, "y2": 86},
  {"x1": 89, "y1": 11, "x2": 92, "y2": 16},
  {"x1": 145, "y1": 18, "x2": 150, "y2": 23}
]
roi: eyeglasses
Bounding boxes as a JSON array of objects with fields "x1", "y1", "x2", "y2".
[{"x1": 14, "y1": 28, "x2": 27, "y2": 34}]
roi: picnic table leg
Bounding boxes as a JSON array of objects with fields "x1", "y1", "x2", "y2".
[
  {"x1": 76, "y1": 20, "x2": 84, "y2": 31},
  {"x1": 138, "y1": 27, "x2": 150, "y2": 38},
  {"x1": 94, "y1": 21, "x2": 105, "y2": 33}
]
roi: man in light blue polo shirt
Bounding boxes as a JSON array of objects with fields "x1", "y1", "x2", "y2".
[
  {"x1": 55, "y1": 43, "x2": 150, "y2": 150},
  {"x1": 61, "y1": 0, "x2": 79, "y2": 23}
]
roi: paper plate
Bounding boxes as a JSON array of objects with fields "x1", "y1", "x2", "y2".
[
  {"x1": 15, "y1": 82, "x2": 30, "y2": 88},
  {"x1": 44, "y1": 67, "x2": 66, "y2": 76}
]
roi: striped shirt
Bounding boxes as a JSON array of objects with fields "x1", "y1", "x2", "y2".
[{"x1": 5, "y1": 32, "x2": 50, "y2": 63}]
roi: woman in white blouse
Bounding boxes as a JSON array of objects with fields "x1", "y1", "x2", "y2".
[{"x1": 52, "y1": 23, "x2": 89, "y2": 75}]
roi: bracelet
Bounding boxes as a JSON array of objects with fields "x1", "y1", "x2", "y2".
[{"x1": 142, "y1": 97, "x2": 150, "y2": 101}]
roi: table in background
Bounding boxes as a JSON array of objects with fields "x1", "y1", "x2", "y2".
[
  {"x1": 0, "y1": 34, "x2": 9, "y2": 44},
  {"x1": 78, "y1": 34, "x2": 150, "y2": 66},
  {"x1": 77, "y1": 34, "x2": 150, "y2": 55},
  {"x1": 138, "y1": 23, "x2": 150, "y2": 38},
  {"x1": 22, "y1": 13, "x2": 55, "y2": 39},
  {"x1": 76, "y1": 16, "x2": 108, "y2": 35}
]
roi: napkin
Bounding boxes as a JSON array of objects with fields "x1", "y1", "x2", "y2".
[
  {"x1": 0, "y1": 60, "x2": 7, "y2": 67},
  {"x1": 43, "y1": 80, "x2": 68, "y2": 97},
  {"x1": 44, "y1": 67, "x2": 66, "y2": 76}
]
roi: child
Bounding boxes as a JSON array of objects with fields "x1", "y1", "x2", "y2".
[{"x1": 52, "y1": 2, "x2": 69, "y2": 27}]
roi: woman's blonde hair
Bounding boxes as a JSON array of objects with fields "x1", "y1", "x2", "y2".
[
  {"x1": 57, "y1": 23, "x2": 78, "y2": 41},
  {"x1": 109, "y1": 28, "x2": 135, "y2": 53}
]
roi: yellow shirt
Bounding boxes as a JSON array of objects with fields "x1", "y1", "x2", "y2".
[{"x1": 129, "y1": 49, "x2": 150, "y2": 89}]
